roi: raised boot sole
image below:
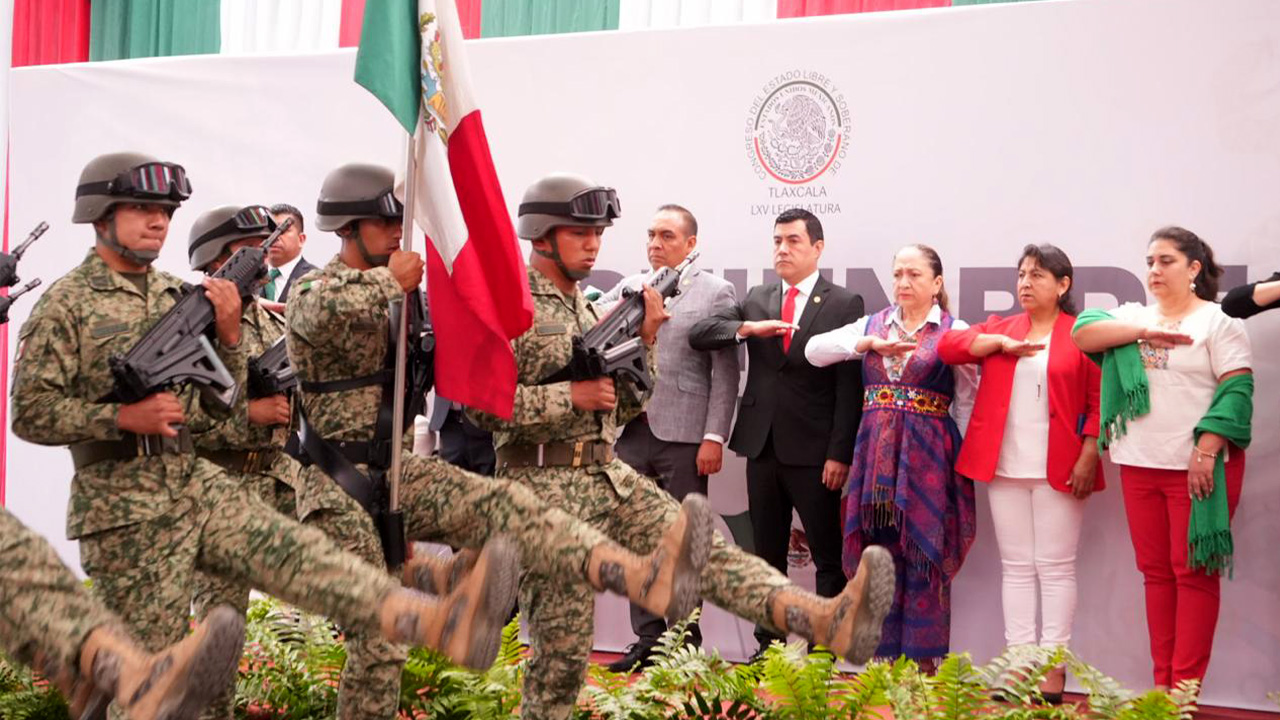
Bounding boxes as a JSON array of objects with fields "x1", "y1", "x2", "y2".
[
  {"x1": 664, "y1": 494, "x2": 713, "y2": 623},
  {"x1": 847, "y1": 545, "x2": 894, "y2": 664},
  {"x1": 150, "y1": 606, "x2": 247, "y2": 720},
  {"x1": 438, "y1": 538, "x2": 520, "y2": 671}
]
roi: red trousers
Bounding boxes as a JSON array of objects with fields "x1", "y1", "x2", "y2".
[{"x1": 1119, "y1": 453, "x2": 1245, "y2": 688}]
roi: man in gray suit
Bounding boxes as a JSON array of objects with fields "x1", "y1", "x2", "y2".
[{"x1": 597, "y1": 204, "x2": 740, "y2": 672}]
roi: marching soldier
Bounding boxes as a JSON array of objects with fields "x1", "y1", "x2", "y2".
[
  {"x1": 10, "y1": 153, "x2": 525, "y2": 720},
  {"x1": 183, "y1": 204, "x2": 477, "y2": 720},
  {"x1": 466, "y1": 172, "x2": 896, "y2": 720},
  {"x1": 283, "y1": 163, "x2": 715, "y2": 678},
  {"x1": 0, "y1": 508, "x2": 245, "y2": 720}
]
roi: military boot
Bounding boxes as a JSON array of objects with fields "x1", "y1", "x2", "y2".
[
  {"x1": 765, "y1": 544, "x2": 895, "y2": 665},
  {"x1": 587, "y1": 494, "x2": 713, "y2": 624},
  {"x1": 402, "y1": 547, "x2": 480, "y2": 596},
  {"x1": 379, "y1": 537, "x2": 519, "y2": 670},
  {"x1": 76, "y1": 605, "x2": 246, "y2": 720}
]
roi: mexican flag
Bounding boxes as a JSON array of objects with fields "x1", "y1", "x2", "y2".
[{"x1": 354, "y1": 0, "x2": 533, "y2": 419}]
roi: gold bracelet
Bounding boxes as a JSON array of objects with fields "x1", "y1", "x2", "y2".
[{"x1": 1194, "y1": 446, "x2": 1218, "y2": 462}]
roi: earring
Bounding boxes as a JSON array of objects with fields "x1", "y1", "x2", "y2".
[{"x1": 1190, "y1": 280, "x2": 1197, "y2": 292}]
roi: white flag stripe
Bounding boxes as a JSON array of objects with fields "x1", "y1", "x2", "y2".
[
  {"x1": 220, "y1": 0, "x2": 343, "y2": 55},
  {"x1": 412, "y1": 124, "x2": 469, "y2": 269},
  {"x1": 432, "y1": 0, "x2": 478, "y2": 131},
  {"x1": 410, "y1": 0, "x2": 477, "y2": 272},
  {"x1": 618, "y1": 0, "x2": 776, "y2": 30}
]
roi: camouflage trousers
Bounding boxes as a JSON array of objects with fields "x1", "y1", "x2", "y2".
[
  {"x1": 379, "y1": 451, "x2": 611, "y2": 581},
  {"x1": 501, "y1": 460, "x2": 791, "y2": 720},
  {"x1": 77, "y1": 457, "x2": 404, "y2": 718},
  {"x1": 192, "y1": 471, "x2": 296, "y2": 720},
  {"x1": 0, "y1": 506, "x2": 116, "y2": 682}
]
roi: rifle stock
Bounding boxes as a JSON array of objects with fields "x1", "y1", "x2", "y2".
[
  {"x1": 538, "y1": 250, "x2": 699, "y2": 389},
  {"x1": 102, "y1": 218, "x2": 295, "y2": 408}
]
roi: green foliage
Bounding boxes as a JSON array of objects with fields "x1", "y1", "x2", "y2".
[
  {"x1": 0, "y1": 600, "x2": 1243, "y2": 720},
  {"x1": 0, "y1": 654, "x2": 68, "y2": 720}
]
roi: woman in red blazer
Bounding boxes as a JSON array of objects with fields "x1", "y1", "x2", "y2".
[{"x1": 939, "y1": 244, "x2": 1104, "y2": 702}]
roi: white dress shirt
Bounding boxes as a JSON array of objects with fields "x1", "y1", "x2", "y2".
[
  {"x1": 269, "y1": 253, "x2": 302, "y2": 288},
  {"x1": 804, "y1": 303, "x2": 978, "y2": 434},
  {"x1": 735, "y1": 269, "x2": 821, "y2": 342}
]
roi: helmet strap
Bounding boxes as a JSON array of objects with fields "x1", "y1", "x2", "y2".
[
  {"x1": 96, "y1": 215, "x2": 159, "y2": 266},
  {"x1": 536, "y1": 235, "x2": 589, "y2": 282},
  {"x1": 345, "y1": 224, "x2": 391, "y2": 267}
]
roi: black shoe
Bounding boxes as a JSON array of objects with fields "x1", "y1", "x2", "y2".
[{"x1": 606, "y1": 643, "x2": 657, "y2": 674}]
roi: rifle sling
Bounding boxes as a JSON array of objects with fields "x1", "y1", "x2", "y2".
[{"x1": 300, "y1": 370, "x2": 390, "y2": 394}]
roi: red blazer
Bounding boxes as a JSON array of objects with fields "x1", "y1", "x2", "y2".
[{"x1": 938, "y1": 311, "x2": 1105, "y2": 493}]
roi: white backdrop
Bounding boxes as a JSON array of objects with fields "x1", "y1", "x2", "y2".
[{"x1": 6, "y1": 0, "x2": 1279, "y2": 709}]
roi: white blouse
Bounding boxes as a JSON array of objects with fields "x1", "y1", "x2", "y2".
[
  {"x1": 805, "y1": 304, "x2": 978, "y2": 434},
  {"x1": 1105, "y1": 302, "x2": 1252, "y2": 470},
  {"x1": 995, "y1": 334, "x2": 1052, "y2": 478}
]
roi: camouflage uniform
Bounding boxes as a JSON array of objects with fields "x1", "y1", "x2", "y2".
[
  {"x1": 0, "y1": 505, "x2": 116, "y2": 681},
  {"x1": 468, "y1": 267, "x2": 793, "y2": 720},
  {"x1": 284, "y1": 256, "x2": 628, "y2": 598},
  {"x1": 10, "y1": 250, "x2": 417, "y2": 710}
]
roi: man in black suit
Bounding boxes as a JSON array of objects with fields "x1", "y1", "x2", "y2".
[
  {"x1": 688, "y1": 208, "x2": 864, "y2": 659},
  {"x1": 262, "y1": 203, "x2": 318, "y2": 304}
]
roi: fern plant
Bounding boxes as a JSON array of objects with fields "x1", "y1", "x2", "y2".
[{"x1": 0, "y1": 654, "x2": 67, "y2": 720}]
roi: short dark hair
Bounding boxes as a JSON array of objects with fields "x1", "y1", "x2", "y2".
[
  {"x1": 1149, "y1": 226, "x2": 1223, "y2": 301},
  {"x1": 655, "y1": 203, "x2": 697, "y2": 237},
  {"x1": 1018, "y1": 243, "x2": 1077, "y2": 315},
  {"x1": 269, "y1": 203, "x2": 305, "y2": 234},
  {"x1": 774, "y1": 208, "x2": 823, "y2": 243}
]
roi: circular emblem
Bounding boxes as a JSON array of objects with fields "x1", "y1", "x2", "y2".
[{"x1": 746, "y1": 74, "x2": 850, "y2": 185}]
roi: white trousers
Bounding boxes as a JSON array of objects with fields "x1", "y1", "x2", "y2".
[{"x1": 987, "y1": 475, "x2": 1086, "y2": 648}]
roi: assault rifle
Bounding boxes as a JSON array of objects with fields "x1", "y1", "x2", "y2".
[
  {"x1": 539, "y1": 250, "x2": 699, "y2": 391},
  {"x1": 0, "y1": 279, "x2": 42, "y2": 325},
  {"x1": 248, "y1": 336, "x2": 296, "y2": 398},
  {"x1": 0, "y1": 222, "x2": 48, "y2": 289},
  {"x1": 102, "y1": 217, "x2": 295, "y2": 410}
]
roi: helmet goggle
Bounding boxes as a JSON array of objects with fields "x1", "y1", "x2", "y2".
[
  {"x1": 519, "y1": 187, "x2": 621, "y2": 222},
  {"x1": 317, "y1": 189, "x2": 404, "y2": 221},
  {"x1": 75, "y1": 162, "x2": 192, "y2": 203},
  {"x1": 190, "y1": 205, "x2": 276, "y2": 258}
]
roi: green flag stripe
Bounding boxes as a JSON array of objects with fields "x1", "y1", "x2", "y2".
[
  {"x1": 90, "y1": 0, "x2": 220, "y2": 62},
  {"x1": 480, "y1": 0, "x2": 620, "y2": 39},
  {"x1": 354, "y1": 0, "x2": 421, "y2": 135}
]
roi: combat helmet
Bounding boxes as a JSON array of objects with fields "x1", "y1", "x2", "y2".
[
  {"x1": 316, "y1": 163, "x2": 403, "y2": 266},
  {"x1": 188, "y1": 204, "x2": 275, "y2": 272},
  {"x1": 73, "y1": 152, "x2": 192, "y2": 264},
  {"x1": 516, "y1": 173, "x2": 620, "y2": 241}
]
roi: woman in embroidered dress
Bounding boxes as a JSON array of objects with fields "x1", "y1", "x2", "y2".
[
  {"x1": 1072, "y1": 227, "x2": 1251, "y2": 689},
  {"x1": 805, "y1": 244, "x2": 977, "y2": 668}
]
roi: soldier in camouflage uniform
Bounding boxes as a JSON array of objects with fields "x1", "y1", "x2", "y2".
[
  {"x1": 10, "y1": 153, "x2": 525, "y2": 715},
  {"x1": 2, "y1": 460, "x2": 248, "y2": 720},
  {"x1": 183, "y1": 204, "x2": 473, "y2": 720},
  {"x1": 284, "y1": 164, "x2": 719, "y2": 671},
  {"x1": 466, "y1": 173, "x2": 897, "y2": 720}
]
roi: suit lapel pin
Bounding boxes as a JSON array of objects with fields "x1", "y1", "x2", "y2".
[{"x1": 813, "y1": 296, "x2": 822, "y2": 304}]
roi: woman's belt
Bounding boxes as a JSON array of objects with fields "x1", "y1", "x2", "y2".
[{"x1": 863, "y1": 384, "x2": 952, "y2": 418}]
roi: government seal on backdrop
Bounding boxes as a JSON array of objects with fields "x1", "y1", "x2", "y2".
[{"x1": 745, "y1": 71, "x2": 852, "y2": 185}]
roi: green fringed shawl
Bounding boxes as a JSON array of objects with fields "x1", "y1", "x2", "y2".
[
  {"x1": 1073, "y1": 309, "x2": 1150, "y2": 451},
  {"x1": 1190, "y1": 374, "x2": 1253, "y2": 577}
]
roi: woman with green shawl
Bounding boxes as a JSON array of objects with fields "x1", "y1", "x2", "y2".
[{"x1": 1072, "y1": 227, "x2": 1252, "y2": 691}]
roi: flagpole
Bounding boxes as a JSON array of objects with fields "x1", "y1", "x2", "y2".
[{"x1": 386, "y1": 130, "x2": 417, "y2": 567}]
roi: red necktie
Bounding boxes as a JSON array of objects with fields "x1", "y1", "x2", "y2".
[{"x1": 782, "y1": 286, "x2": 800, "y2": 352}]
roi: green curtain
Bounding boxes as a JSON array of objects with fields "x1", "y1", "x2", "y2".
[
  {"x1": 480, "y1": 0, "x2": 620, "y2": 38},
  {"x1": 90, "y1": 0, "x2": 220, "y2": 61}
]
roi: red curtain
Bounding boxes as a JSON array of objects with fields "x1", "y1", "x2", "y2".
[
  {"x1": 340, "y1": 0, "x2": 482, "y2": 46},
  {"x1": 778, "y1": 0, "x2": 949, "y2": 17},
  {"x1": 11, "y1": 0, "x2": 91, "y2": 67}
]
